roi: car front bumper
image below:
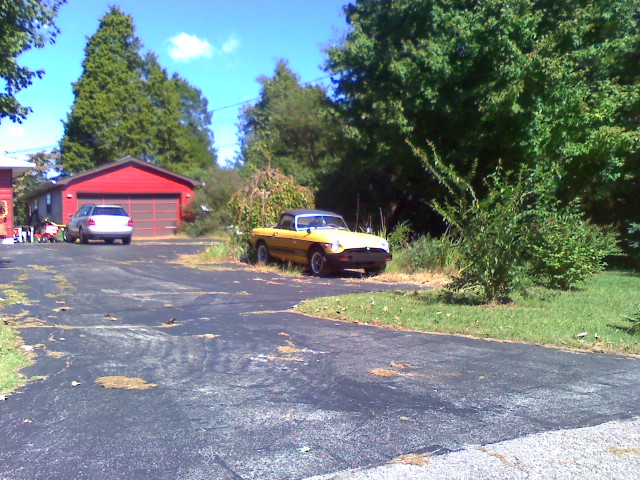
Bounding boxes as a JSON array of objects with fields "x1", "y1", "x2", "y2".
[{"x1": 324, "y1": 249, "x2": 391, "y2": 270}]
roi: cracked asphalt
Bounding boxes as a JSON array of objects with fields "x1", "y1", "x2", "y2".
[{"x1": 1, "y1": 240, "x2": 639, "y2": 479}]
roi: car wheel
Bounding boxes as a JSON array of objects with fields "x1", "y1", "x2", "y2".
[
  {"x1": 309, "y1": 247, "x2": 331, "y2": 276},
  {"x1": 79, "y1": 228, "x2": 89, "y2": 244},
  {"x1": 256, "y1": 242, "x2": 270, "y2": 265},
  {"x1": 122, "y1": 237, "x2": 131, "y2": 245},
  {"x1": 364, "y1": 265, "x2": 386, "y2": 276},
  {"x1": 104, "y1": 239, "x2": 115, "y2": 244},
  {"x1": 63, "y1": 230, "x2": 73, "y2": 243}
]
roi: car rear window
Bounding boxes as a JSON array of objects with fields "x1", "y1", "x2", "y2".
[{"x1": 93, "y1": 207, "x2": 128, "y2": 216}]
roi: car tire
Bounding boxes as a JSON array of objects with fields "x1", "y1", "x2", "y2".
[
  {"x1": 122, "y1": 237, "x2": 131, "y2": 245},
  {"x1": 256, "y1": 242, "x2": 270, "y2": 265},
  {"x1": 104, "y1": 239, "x2": 115, "y2": 244},
  {"x1": 364, "y1": 265, "x2": 386, "y2": 276},
  {"x1": 79, "y1": 228, "x2": 89, "y2": 244},
  {"x1": 309, "y1": 247, "x2": 331, "y2": 276}
]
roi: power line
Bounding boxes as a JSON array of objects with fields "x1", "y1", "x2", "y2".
[
  {"x1": 6, "y1": 73, "x2": 337, "y2": 155},
  {"x1": 210, "y1": 73, "x2": 335, "y2": 113}
]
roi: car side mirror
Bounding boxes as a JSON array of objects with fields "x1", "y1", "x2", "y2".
[
  {"x1": 68, "y1": 214, "x2": 74, "y2": 218},
  {"x1": 306, "y1": 228, "x2": 311, "y2": 234}
]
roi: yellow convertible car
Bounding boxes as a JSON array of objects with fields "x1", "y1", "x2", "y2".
[{"x1": 249, "y1": 209, "x2": 392, "y2": 276}]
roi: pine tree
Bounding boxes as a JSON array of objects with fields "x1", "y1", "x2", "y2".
[{"x1": 60, "y1": 6, "x2": 153, "y2": 173}]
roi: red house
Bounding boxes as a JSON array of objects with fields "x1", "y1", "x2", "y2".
[
  {"x1": 23, "y1": 157, "x2": 200, "y2": 238},
  {"x1": 1, "y1": 155, "x2": 36, "y2": 239}
]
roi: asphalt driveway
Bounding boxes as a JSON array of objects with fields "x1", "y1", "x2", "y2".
[{"x1": 1, "y1": 240, "x2": 639, "y2": 479}]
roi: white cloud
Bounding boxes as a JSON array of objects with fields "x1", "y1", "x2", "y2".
[
  {"x1": 222, "y1": 36, "x2": 240, "y2": 54},
  {"x1": 168, "y1": 33, "x2": 213, "y2": 62},
  {"x1": 168, "y1": 33, "x2": 239, "y2": 62}
]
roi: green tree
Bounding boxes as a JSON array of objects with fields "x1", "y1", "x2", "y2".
[
  {"x1": 12, "y1": 149, "x2": 60, "y2": 225},
  {"x1": 171, "y1": 74, "x2": 217, "y2": 178},
  {"x1": 0, "y1": 0, "x2": 65, "y2": 123},
  {"x1": 60, "y1": 6, "x2": 152, "y2": 173},
  {"x1": 60, "y1": 7, "x2": 215, "y2": 178},
  {"x1": 238, "y1": 60, "x2": 342, "y2": 188},
  {"x1": 181, "y1": 167, "x2": 244, "y2": 236},
  {"x1": 326, "y1": 0, "x2": 640, "y2": 231}
]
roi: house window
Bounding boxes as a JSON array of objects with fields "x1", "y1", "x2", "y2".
[{"x1": 46, "y1": 193, "x2": 52, "y2": 214}]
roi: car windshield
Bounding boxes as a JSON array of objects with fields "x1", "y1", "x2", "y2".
[
  {"x1": 296, "y1": 214, "x2": 349, "y2": 231},
  {"x1": 93, "y1": 207, "x2": 128, "y2": 216}
]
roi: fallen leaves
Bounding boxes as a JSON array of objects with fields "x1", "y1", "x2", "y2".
[
  {"x1": 369, "y1": 368, "x2": 399, "y2": 377},
  {"x1": 608, "y1": 447, "x2": 640, "y2": 455},
  {"x1": 95, "y1": 376, "x2": 157, "y2": 390},
  {"x1": 390, "y1": 453, "x2": 432, "y2": 466}
]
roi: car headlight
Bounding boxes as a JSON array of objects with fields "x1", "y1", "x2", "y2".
[
  {"x1": 330, "y1": 239, "x2": 342, "y2": 253},
  {"x1": 381, "y1": 240, "x2": 390, "y2": 252}
]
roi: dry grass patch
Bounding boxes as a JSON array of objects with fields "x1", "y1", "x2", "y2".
[
  {"x1": 369, "y1": 368, "x2": 400, "y2": 377},
  {"x1": 277, "y1": 345, "x2": 302, "y2": 354},
  {"x1": 95, "y1": 376, "x2": 157, "y2": 390},
  {"x1": 194, "y1": 334, "x2": 220, "y2": 339},
  {"x1": 608, "y1": 447, "x2": 640, "y2": 455},
  {"x1": 390, "y1": 453, "x2": 432, "y2": 466}
]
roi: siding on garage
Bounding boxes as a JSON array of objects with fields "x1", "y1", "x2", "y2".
[
  {"x1": 22, "y1": 157, "x2": 199, "y2": 238},
  {"x1": 76, "y1": 194, "x2": 181, "y2": 237}
]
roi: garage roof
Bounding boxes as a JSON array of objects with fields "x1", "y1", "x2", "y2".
[{"x1": 22, "y1": 156, "x2": 201, "y2": 200}]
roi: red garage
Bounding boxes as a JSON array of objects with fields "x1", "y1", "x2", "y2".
[{"x1": 23, "y1": 157, "x2": 200, "y2": 238}]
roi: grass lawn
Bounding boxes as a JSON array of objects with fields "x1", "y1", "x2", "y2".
[
  {"x1": 0, "y1": 277, "x2": 33, "y2": 394},
  {"x1": 298, "y1": 271, "x2": 640, "y2": 355},
  {"x1": 0, "y1": 323, "x2": 32, "y2": 394}
]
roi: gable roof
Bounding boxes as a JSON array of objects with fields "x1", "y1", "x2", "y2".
[
  {"x1": 21, "y1": 156, "x2": 201, "y2": 200},
  {"x1": 0, "y1": 155, "x2": 36, "y2": 179}
]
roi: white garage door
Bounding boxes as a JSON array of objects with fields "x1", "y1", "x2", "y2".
[{"x1": 76, "y1": 194, "x2": 180, "y2": 237}]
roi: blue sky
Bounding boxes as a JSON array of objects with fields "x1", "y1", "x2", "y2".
[{"x1": 0, "y1": 0, "x2": 349, "y2": 166}]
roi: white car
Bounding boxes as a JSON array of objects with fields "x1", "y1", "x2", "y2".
[{"x1": 65, "y1": 204, "x2": 133, "y2": 245}]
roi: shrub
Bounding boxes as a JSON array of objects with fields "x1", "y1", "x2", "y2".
[
  {"x1": 180, "y1": 168, "x2": 244, "y2": 236},
  {"x1": 392, "y1": 234, "x2": 460, "y2": 273},
  {"x1": 387, "y1": 221, "x2": 413, "y2": 251},
  {"x1": 528, "y1": 203, "x2": 621, "y2": 289},
  {"x1": 229, "y1": 167, "x2": 314, "y2": 255}
]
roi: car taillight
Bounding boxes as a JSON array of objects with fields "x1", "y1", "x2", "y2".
[
  {"x1": 88, "y1": 217, "x2": 96, "y2": 226},
  {"x1": 128, "y1": 219, "x2": 133, "y2": 227}
]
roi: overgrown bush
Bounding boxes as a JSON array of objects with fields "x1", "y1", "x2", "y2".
[
  {"x1": 387, "y1": 220, "x2": 412, "y2": 251},
  {"x1": 441, "y1": 170, "x2": 533, "y2": 303},
  {"x1": 180, "y1": 168, "x2": 244, "y2": 236},
  {"x1": 229, "y1": 167, "x2": 314, "y2": 254},
  {"x1": 411, "y1": 141, "x2": 618, "y2": 303},
  {"x1": 391, "y1": 234, "x2": 460, "y2": 273},
  {"x1": 528, "y1": 203, "x2": 620, "y2": 289}
]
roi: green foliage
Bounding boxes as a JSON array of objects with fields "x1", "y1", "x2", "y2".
[
  {"x1": 391, "y1": 234, "x2": 460, "y2": 274},
  {"x1": 181, "y1": 168, "x2": 244, "y2": 236},
  {"x1": 413, "y1": 143, "x2": 617, "y2": 303},
  {"x1": 0, "y1": 0, "x2": 65, "y2": 123},
  {"x1": 238, "y1": 60, "x2": 343, "y2": 188},
  {"x1": 60, "y1": 6, "x2": 215, "y2": 177},
  {"x1": 442, "y1": 170, "x2": 533, "y2": 303},
  {"x1": 620, "y1": 306, "x2": 640, "y2": 335},
  {"x1": 229, "y1": 167, "x2": 314, "y2": 244},
  {"x1": 628, "y1": 223, "x2": 640, "y2": 251},
  {"x1": 326, "y1": 0, "x2": 640, "y2": 233},
  {"x1": 387, "y1": 221, "x2": 412, "y2": 251},
  {"x1": 12, "y1": 150, "x2": 60, "y2": 225},
  {"x1": 528, "y1": 202, "x2": 621, "y2": 289}
]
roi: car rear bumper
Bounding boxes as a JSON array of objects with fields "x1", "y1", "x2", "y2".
[
  {"x1": 86, "y1": 227, "x2": 133, "y2": 239},
  {"x1": 324, "y1": 249, "x2": 391, "y2": 269}
]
